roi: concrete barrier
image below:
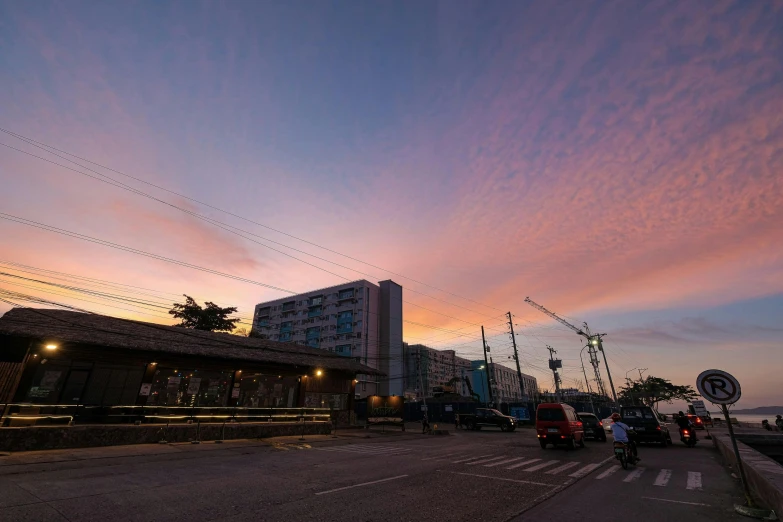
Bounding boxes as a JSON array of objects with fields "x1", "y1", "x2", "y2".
[
  {"x1": 0, "y1": 421, "x2": 331, "y2": 452},
  {"x1": 712, "y1": 432, "x2": 783, "y2": 516}
]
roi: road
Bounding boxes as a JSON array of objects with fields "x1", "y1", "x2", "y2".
[
  {"x1": 523, "y1": 434, "x2": 747, "y2": 521},
  {"x1": 0, "y1": 427, "x2": 746, "y2": 521}
]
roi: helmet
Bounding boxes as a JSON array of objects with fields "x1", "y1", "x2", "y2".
[
  {"x1": 611, "y1": 413, "x2": 621, "y2": 421},
  {"x1": 777, "y1": 414, "x2": 782, "y2": 418},
  {"x1": 679, "y1": 411, "x2": 685, "y2": 416}
]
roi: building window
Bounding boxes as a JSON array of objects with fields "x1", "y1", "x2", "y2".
[
  {"x1": 280, "y1": 321, "x2": 293, "y2": 333},
  {"x1": 282, "y1": 301, "x2": 295, "y2": 312},
  {"x1": 279, "y1": 331, "x2": 292, "y2": 342},
  {"x1": 306, "y1": 327, "x2": 320, "y2": 348},
  {"x1": 309, "y1": 295, "x2": 323, "y2": 306},
  {"x1": 308, "y1": 305, "x2": 322, "y2": 318},
  {"x1": 338, "y1": 288, "x2": 354, "y2": 300},
  {"x1": 337, "y1": 310, "x2": 353, "y2": 333},
  {"x1": 334, "y1": 344, "x2": 351, "y2": 356}
]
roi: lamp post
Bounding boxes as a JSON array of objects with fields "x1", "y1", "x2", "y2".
[
  {"x1": 625, "y1": 368, "x2": 637, "y2": 406},
  {"x1": 478, "y1": 365, "x2": 490, "y2": 407},
  {"x1": 579, "y1": 346, "x2": 596, "y2": 414}
]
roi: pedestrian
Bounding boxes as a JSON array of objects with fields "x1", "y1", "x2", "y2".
[{"x1": 422, "y1": 414, "x2": 430, "y2": 434}]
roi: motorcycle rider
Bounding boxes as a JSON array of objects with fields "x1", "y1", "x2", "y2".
[
  {"x1": 676, "y1": 411, "x2": 698, "y2": 441},
  {"x1": 610, "y1": 413, "x2": 639, "y2": 461},
  {"x1": 776, "y1": 415, "x2": 783, "y2": 431}
]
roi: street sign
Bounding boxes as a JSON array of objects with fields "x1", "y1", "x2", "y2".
[
  {"x1": 691, "y1": 399, "x2": 709, "y2": 416},
  {"x1": 696, "y1": 369, "x2": 741, "y2": 405},
  {"x1": 696, "y1": 368, "x2": 754, "y2": 508}
]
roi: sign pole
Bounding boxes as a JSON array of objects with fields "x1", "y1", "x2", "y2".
[{"x1": 721, "y1": 404, "x2": 754, "y2": 508}]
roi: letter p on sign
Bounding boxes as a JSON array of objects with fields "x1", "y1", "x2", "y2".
[{"x1": 696, "y1": 369, "x2": 741, "y2": 405}]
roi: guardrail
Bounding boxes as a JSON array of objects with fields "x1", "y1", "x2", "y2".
[{"x1": 0, "y1": 403, "x2": 332, "y2": 427}]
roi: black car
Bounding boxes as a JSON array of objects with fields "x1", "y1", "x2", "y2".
[
  {"x1": 577, "y1": 413, "x2": 607, "y2": 442},
  {"x1": 620, "y1": 406, "x2": 672, "y2": 447},
  {"x1": 459, "y1": 408, "x2": 516, "y2": 432}
]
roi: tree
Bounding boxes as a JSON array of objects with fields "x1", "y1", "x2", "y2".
[
  {"x1": 169, "y1": 295, "x2": 239, "y2": 332},
  {"x1": 618, "y1": 376, "x2": 698, "y2": 411}
]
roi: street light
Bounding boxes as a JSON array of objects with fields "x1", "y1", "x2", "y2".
[{"x1": 579, "y1": 346, "x2": 596, "y2": 414}]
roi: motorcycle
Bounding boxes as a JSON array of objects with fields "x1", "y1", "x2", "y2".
[
  {"x1": 680, "y1": 427, "x2": 698, "y2": 447},
  {"x1": 614, "y1": 441, "x2": 637, "y2": 469}
]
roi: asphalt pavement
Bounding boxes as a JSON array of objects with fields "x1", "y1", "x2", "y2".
[
  {"x1": 0, "y1": 426, "x2": 746, "y2": 521},
  {"x1": 522, "y1": 434, "x2": 748, "y2": 521}
]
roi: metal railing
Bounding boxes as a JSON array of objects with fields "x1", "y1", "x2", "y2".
[{"x1": 0, "y1": 403, "x2": 331, "y2": 427}]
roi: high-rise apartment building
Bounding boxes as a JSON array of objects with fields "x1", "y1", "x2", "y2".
[
  {"x1": 252, "y1": 280, "x2": 403, "y2": 398},
  {"x1": 403, "y1": 344, "x2": 473, "y2": 398}
]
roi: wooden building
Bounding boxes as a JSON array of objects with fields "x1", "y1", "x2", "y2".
[{"x1": 0, "y1": 308, "x2": 381, "y2": 416}]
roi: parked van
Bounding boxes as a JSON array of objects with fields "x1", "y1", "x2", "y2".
[{"x1": 536, "y1": 403, "x2": 585, "y2": 449}]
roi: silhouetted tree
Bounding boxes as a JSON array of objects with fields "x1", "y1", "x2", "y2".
[
  {"x1": 169, "y1": 295, "x2": 239, "y2": 332},
  {"x1": 619, "y1": 376, "x2": 698, "y2": 411}
]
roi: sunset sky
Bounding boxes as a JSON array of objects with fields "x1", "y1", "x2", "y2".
[{"x1": 1, "y1": 1, "x2": 781, "y2": 409}]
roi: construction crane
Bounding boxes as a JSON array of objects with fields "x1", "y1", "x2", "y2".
[{"x1": 524, "y1": 297, "x2": 618, "y2": 404}]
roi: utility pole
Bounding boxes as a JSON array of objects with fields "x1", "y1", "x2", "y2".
[
  {"x1": 547, "y1": 345, "x2": 563, "y2": 403},
  {"x1": 594, "y1": 336, "x2": 618, "y2": 405},
  {"x1": 625, "y1": 368, "x2": 637, "y2": 406},
  {"x1": 481, "y1": 326, "x2": 493, "y2": 405},
  {"x1": 579, "y1": 345, "x2": 596, "y2": 414},
  {"x1": 416, "y1": 350, "x2": 427, "y2": 415},
  {"x1": 507, "y1": 312, "x2": 526, "y2": 402}
]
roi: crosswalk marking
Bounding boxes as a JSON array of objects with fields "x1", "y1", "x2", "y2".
[
  {"x1": 595, "y1": 465, "x2": 620, "y2": 480},
  {"x1": 467, "y1": 455, "x2": 508, "y2": 466},
  {"x1": 523, "y1": 460, "x2": 559, "y2": 472},
  {"x1": 686, "y1": 472, "x2": 703, "y2": 490},
  {"x1": 506, "y1": 458, "x2": 540, "y2": 470},
  {"x1": 569, "y1": 462, "x2": 602, "y2": 478},
  {"x1": 545, "y1": 462, "x2": 580, "y2": 475},
  {"x1": 453, "y1": 454, "x2": 494, "y2": 464},
  {"x1": 623, "y1": 467, "x2": 646, "y2": 482},
  {"x1": 485, "y1": 457, "x2": 527, "y2": 468},
  {"x1": 654, "y1": 469, "x2": 672, "y2": 487}
]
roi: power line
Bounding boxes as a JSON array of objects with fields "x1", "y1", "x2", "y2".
[{"x1": 0, "y1": 127, "x2": 506, "y2": 315}]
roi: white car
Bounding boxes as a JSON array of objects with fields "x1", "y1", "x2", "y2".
[{"x1": 602, "y1": 417, "x2": 614, "y2": 433}]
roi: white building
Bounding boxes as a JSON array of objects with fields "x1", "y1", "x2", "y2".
[
  {"x1": 252, "y1": 280, "x2": 403, "y2": 398},
  {"x1": 403, "y1": 344, "x2": 473, "y2": 398},
  {"x1": 472, "y1": 361, "x2": 538, "y2": 404}
]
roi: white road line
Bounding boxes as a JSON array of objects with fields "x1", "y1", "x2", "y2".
[
  {"x1": 444, "y1": 471, "x2": 551, "y2": 486},
  {"x1": 595, "y1": 465, "x2": 620, "y2": 480},
  {"x1": 485, "y1": 457, "x2": 527, "y2": 468},
  {"x1": 654, "y1": 469, "x2": 672, "y2": 487},
  {"x1": 523, "y1": 460, "x2": 559, "y2": 472},
  {"x1": 642, "y1": 497, "x2": 710, "y2": 507},
  {"x1": 623, "y1": 467, "x2": 646, "y2": 482},
  {"x1": 686, "y1": 472, "x2": 703, "y2": 490},
  {"x1": 506, "y1": 458, "x2": 541, "y2": 470},
  {"x1": 421, "y1": 453, "x2": 459, "y2": 461},
  {"x1": 569, "y1": 462, "x2": 603, "y2": 478},
  {"x1": 452, "y1": 454, "x2": 494, "y2": 464},
  {"x1": 545, "y1": 462, "x2": 580, "y2": 475},
  {"x1": 315, "y1": 474, "x2": 408, "y2": 495},
  {"x1": 467, "y1": 455, "x2": 508, "y2": 466}
]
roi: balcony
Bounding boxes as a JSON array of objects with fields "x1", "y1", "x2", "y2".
[
  {"x1": 278, "y1": 332, "x2": 292, "y2": 342},
  {"x1": 281, "y1": 301, "x2": 296, "y2": 312},
  {"x1": 337, "y1": 289, "x2": 355, "y2": 302},
  {"x1": 308, "y1": 306, "x2": 322, "y2": 318},
  {"x1": 336, "y1": 323, "x2": 353, "y2": 334}
]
